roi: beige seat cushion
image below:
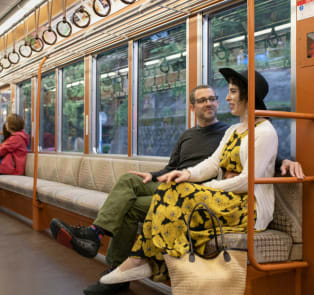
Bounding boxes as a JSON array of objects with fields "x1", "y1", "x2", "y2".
[
  {"x1": 205, "y1": 229, "x2": 293, "y2": 263},
  {"x1": 25, "y1": 154, "x2": 82, "y2": 187},
  {"x1": 36, "y1": 179, "x2": 107, "y2": 219},
  {"x1": 78, "y1": 157, "x2": 167, "y2": 193},
  {"x1": 0, "y1": 175, "x2": 35, "y2": 197},
  {"x1": 269, "y1": 182, "x2": 302, "y2": 243}
]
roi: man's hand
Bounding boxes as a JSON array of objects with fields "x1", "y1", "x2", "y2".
[
  {"x1": 128, "y1": 171, "x2": 152, "y2": 184},
  {"x1": 280, "y1": 159, "x2": 305, "y2": 179},
  {"x1": 157, "y1": 170, "x2": 190, "y2": 184}
]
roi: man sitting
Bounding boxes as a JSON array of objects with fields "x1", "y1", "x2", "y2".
[{"x1": 50, "y1": 85, "x2": 304, "y2": 295}]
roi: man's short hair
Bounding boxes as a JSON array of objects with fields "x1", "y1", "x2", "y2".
[{"x1": 190, "y1": 85, "x2": 216, "y2": 105}]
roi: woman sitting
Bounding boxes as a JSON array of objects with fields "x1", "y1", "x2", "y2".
[
  {"x1": 99, "y1": 68, "x2": 278, "y2": 284},
  {"x1": 0, "y1": 114, "x2": 29, "y2": 175}
]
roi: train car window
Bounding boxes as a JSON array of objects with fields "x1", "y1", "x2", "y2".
[
  {"x1": 39, "y1": 72, "x2": 56, "y2": 151},
  {"x1": 307, "y1": 33, "x2": 314, "y2": 58},
  {"x1": 137, "y1": 23, "x2": 186, "y2": 156},
  {"x1": 0, "y1": 87, "x2": 12, "y2": 142},
  {"x1": 61, "y1": 61, "x2": 84, "y2": 152},
  {"x1": 208, "y1": 0, "x2": 291, "y2": 158},
  {"x1": 95, "y1": 45, "x2": 128, "y2": 154},
  {"x1": 17, "y1": 80, "x2": 32, "y2": 150}
]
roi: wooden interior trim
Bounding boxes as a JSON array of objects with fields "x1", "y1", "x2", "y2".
[
  {"x1": 296, "y1": 14, "x2": 314, "y2": 294},
  {"x1": 0, "y1": 189, "x2": 32, "y2": 220}
]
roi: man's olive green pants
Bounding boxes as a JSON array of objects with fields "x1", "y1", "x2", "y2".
[{"x1": 93, "y1": 173, "x2": 160, "y2": 266}]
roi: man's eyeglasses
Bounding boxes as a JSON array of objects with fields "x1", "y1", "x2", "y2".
[{"x1": 195, "y1": 96, "x2": 218, "y2": 104}]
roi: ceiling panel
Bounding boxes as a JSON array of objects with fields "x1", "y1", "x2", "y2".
[{"x1": 0, "y1": 0, "x2": 25, "y2": 21}]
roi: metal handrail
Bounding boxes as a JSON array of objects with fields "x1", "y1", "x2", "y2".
[
  {"x1": 256, "y1": 110, "x2": 314, "y2": 120},
  {"x1": 32, "y1": 55, "x2": 48, "y2": 208},
  {"x1": 255, "y1": 176, "x2": 314, "y2": 184},
  {"x1": 247, "y1": 0, "x2": 309, "y2": 272}
]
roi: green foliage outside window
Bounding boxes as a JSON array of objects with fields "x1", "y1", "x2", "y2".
[
  {"x1": 62, "y1": 61, "x2": 85, "y2": 152},
  {"x1": 209, "y1": 0, "x2": 291, "y2": 157},
  {"x1": 18, "y1": 80, "x2": 32, "y2": 150}
]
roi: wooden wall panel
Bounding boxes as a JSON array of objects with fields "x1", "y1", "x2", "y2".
[{"x1": 296, "y1": 16, "x2": 314, "y2": 295}]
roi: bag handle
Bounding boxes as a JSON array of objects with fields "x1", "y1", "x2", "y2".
[{"x1": 187, "y1": 202, "x2": 231, "y2": 263}]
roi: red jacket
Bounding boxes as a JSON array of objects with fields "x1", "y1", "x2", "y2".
[{"x1": 0, "y1": 130, "x2": 29, "y2": 175}]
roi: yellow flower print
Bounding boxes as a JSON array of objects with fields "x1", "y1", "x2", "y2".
[
  {"x1": 144, "y1": 207, "x2": 155, "y2": 221},
  {"x1": 152, "y1": 217, "x2": 163, "y2": 235},
  {"x1": 173, "y1": 232, "x2": 189, "y2": 252},
  {"x1": 181, "y1": 198, "x2": 195, "y2": 215},
  {"x1": 190, "y1": 210, "x2": 205, "y2": 228},
  {"x1": 151, "y1": 194, "x2": 161, "y2": 207},
  {"x1": 176, "y1": 182, "x2": 196, "y2": 198},
  {"x1": 194, "y1": 191, "x2": 211, "y2": 204},
  {"x1": 164, "y1": 205, "x2": 182, "y2": 222},
  {"x1": 155, "y1": 251, "x2": 164, "y2": 261},
  {"x1": 132, "y1": 235, "x2": 144, "y2": 252},
  {"x1": 160, "y1": 222, "x2": 177, "y2": 244},
  {"x1": 143, "y1": 221, "x2": 152, "y2": 238},
  {"x1": 157, "y1": 182, "x2": 173, "y2": 192},
  {"x1": 152, "y1": 234, "x2": 166, "y2": 249},
  {"x1": 154, "y1": 203, "x2": 167, "y2": 220},
  {"x1": 164, "y1": 188, "x2": 179, "y2": 206},
  {"x1": 174, "y1": 219, "x2": 186, "y2": 234},
  {"x1": 142, "y1": 240, "x2": 156, "y2": 258}
]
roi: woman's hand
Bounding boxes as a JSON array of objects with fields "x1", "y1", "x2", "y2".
[{"x1": 157, "y1": 169, "x2": 190, "y2": 183}]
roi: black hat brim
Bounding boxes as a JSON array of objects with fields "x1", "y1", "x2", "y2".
[{"x1": 219, "y1": 68, "x2": 267, "y2": 110}]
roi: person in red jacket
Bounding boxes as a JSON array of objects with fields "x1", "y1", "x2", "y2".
[{"x1": 0, "y1": 114, "x2": 29, "y2": 175}]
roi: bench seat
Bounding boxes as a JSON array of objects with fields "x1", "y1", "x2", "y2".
[
  {"x1": 206, "y1": 229, "x2": 292, "y2": 263},
  {"x1": 0, "y1": 153, "x2": 303, "y2": 265},
  {"x1": 0, "y1": 174, "x2": 107, "y2": 219}
]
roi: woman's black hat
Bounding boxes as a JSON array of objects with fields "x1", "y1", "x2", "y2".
[{"x1": 219, "y1": 68, "x2": 269, "y2": 110}]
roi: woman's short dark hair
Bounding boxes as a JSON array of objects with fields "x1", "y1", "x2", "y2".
[
  {"x1": 6, "y1": 114, "x2": 25, "y2": 132},
  {"x1": 228, "y1": 76, "x2": 248, "y2": 102}
]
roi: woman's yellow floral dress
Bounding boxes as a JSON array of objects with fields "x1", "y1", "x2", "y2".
[{"x1": 131, "y1": 127, "x2": 254, "y2": 282}]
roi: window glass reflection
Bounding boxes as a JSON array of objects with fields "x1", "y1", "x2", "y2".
[
  {"x1": 18, "y1": 80, "x2": 32, "y2": 150},
  {"x1": 209, "y1": 0, "x2": 291, "y2": 158},
  {"x1": 40, "y1": 72, "x2": 56, "y2": 151},
  {"x1": 307, "y1": 32, "x2": 314, "y2": 58},
  {"x1": 62, "y1": 61, "x2": 84, "y2": 152},
  {"x1": 96, "y1": 45, "x2": 128, "y2": 154},
  {"x1": 138, "y1": 23, "x2": 186, "y2": 156},
  {"x1": 0, "y1": 87, "x2": 12, "y2": 142}
]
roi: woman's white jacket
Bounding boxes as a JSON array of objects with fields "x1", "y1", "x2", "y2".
[{"x1": 188, "y1": 120, "x2": 278, "y2": 230}]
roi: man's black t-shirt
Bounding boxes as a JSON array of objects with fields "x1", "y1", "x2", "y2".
[{"x1": 151, "y1": 121, "x2": 229, "y2": 181}]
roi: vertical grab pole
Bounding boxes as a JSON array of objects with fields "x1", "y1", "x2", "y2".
[
  {"x1": 247, "y1": 0, "x2": 256, "y2": 266},
  {"x1": 32, "y1": 56, "x2": 48, "y2": 231}
]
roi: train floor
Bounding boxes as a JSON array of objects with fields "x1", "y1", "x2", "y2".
[{"x1": 0, "y1": 209, "x2": 165, "y2": 295}]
